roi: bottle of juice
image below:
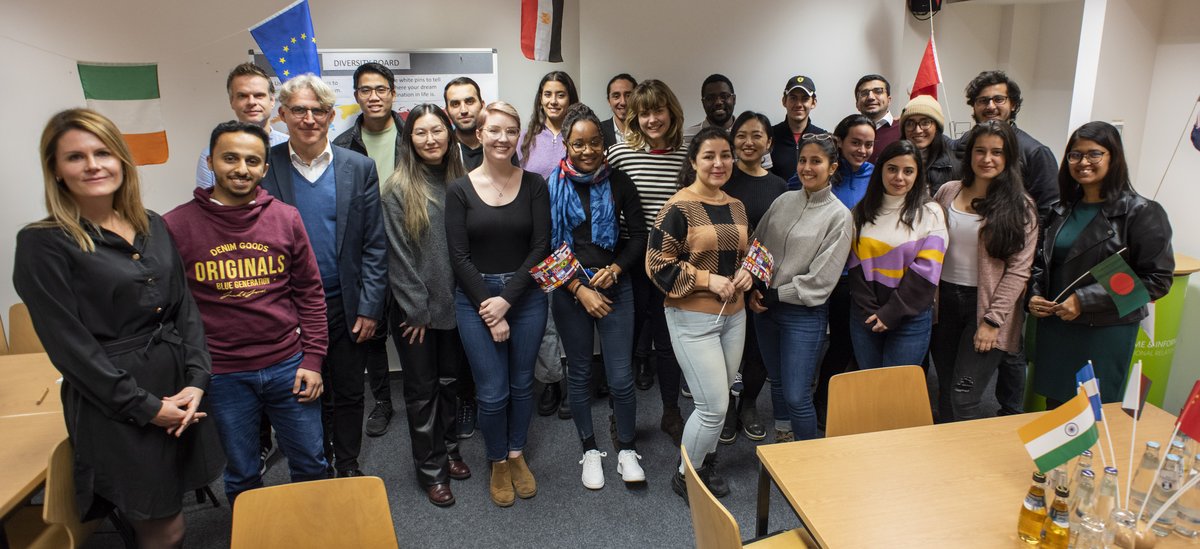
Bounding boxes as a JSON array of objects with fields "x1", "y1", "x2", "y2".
[
  {"x1": 1041, "y1": 485, "x2": 1071, "y2": 549},
  {"x1": 1017, "y1": 471, "x2": 1049, "y2": 544}
]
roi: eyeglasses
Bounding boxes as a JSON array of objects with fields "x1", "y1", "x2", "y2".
[
  {"x1": 483, "y1": 126, "x2": 519, "y2": 140},
  {"x1": 413, "y1": 126, "x2": 447, "y2": 139},
  {"x1": 903, "y1": 118, "x2": 935, "y2": 131},
  {"x1": 702, "y1": 93, "x2": 734, "y2": 103},
  {"x1": 356, "y1": 85, "x2": 392, "y2": 97},
  {"x1": 802, "y1": 133, "x2": 834, "y2": 141},
  {"x1": 1066, "y1": 150, "x2": 1107, "y2": 164},
  {"x1": 569, "y1": 138, "x2": 605, "y2": 153},
  {"x1": 856, "y1": 87, "x2": 887, "y2": 98},
  {"x1": 286, "y1": 105, "x2": 332, "y2": 119},
  {"x1": 973, "y1": 95, "x2": 1009, "y2": 107}
]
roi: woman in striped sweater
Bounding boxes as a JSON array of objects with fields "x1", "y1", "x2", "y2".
[
  {"x1": 847, "y1": 140, "x2": 948, "y2": 371},
  {"x1": 606, "y1": 79, "x2": 691, "y2": 443},
  {"x1": 647, "y1": 126, "x2": 751, "y2": 500}
]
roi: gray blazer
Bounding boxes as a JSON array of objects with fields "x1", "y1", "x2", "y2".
[{"x1": 260, "y1": 142, "x2": 388, "y2": 329}]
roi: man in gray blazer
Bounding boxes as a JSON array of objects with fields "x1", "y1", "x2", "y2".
[{"x1": 260, "y1": 74, "x2": 387, "y2": 477}]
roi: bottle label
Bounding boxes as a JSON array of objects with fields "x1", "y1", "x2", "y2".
[
  {"x1": 1050, "y1": 508, "x2": 1070, "y2": 527},
  {"x1": 1024, "y1": 494, "x2": 1046, "y2": 512}
]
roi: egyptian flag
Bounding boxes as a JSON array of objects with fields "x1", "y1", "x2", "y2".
[
  {"x1": 521, "y1": 0, "x2": 564, "y2": 62},
  {"x1": 78, "y1": 62, "x2": 169, "y2": 165},
  {"x1": 1089, "y1": 251, "x2": 1151, "y2": 317},
  {"x1": 911, "y1": 36, "x2": 942, "y2": 100}
]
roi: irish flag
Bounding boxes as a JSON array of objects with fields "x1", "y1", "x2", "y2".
[
  {"x1": 78, "y1": 62, "x2": 168, "y2": 165},
  {"x1": 1018, "y1": 389, "x2": 1099, "y2": 473}
]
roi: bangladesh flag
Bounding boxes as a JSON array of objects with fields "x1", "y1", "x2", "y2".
[
  {"x1": 1089, "y1": 251, "x2": 1150, "y2": 317},
  {"x1": 78, "y1": 62, "x2": 168, "y2": 165}
]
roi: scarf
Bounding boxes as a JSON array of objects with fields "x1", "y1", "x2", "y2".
[{"x1": 548, "y1": 157, "x2": 617, "y2": 251}]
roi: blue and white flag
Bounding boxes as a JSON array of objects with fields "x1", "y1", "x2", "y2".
[
  {"x1": 250, "y1": 0, "x2": 320, "y2": 81},
  {"x1": 1076, "y1": 362, "x2": 1104, "y2": 422}
]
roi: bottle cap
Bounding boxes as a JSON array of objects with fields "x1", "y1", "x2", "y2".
[
  {"x1": 1173, "y1": 439, "x2": 1187, "y2": 450},
  {"x1": 1081, "y1": 469, "x2": 1095, "y2": 478},
  {"x1": 1081, "y1": 449, "x2": 1092, "y2": 457},
  {"x1": 1033, "y1": 472, "x2": 1047, "y2": 482},
  {"x1": 1148, "y1": 441, "x2": 1160, "y2": 449},
  {"x1": 1055, "y1": 485, "x2": 1070, "y2": 497},
  {"x1": 1167, "y1": 454, "x2": 1182, "y2": 463},
  {"x1": 1104, "y1": 466, "x2": 1119, "y2": 475}
]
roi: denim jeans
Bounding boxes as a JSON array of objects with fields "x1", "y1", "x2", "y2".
[
  {"x1": 455, "y1": 273, "x2": 548, "y2": 461},
  {"x1": 665, "y1": 307, "x2": 746, "y2": 472},
  {"x1": 208, "y1": 352, "x2": 328, "y2": 504},
  {"x1": 930, "y1": 282, "x2": 1006, "y2": 421},
  {"x1": 755, "y1": 302, "x2": 828, "y2": 440},
  {"x1": 551, "y1": 279, "x2": 637, "y2": 449},
  {"x1": 848, "y1": 306, "x2": 933, "y2": 370}
]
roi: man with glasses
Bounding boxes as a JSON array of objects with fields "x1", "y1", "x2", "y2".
[
  {"x1": 854, "y1": 74, "x2": 900, "y2": 164},
  {"x1": 260, "y1": 74, "x2": 388, "y2": 478},
  {"x1": 960, "y1": 70, "x2": 1059, "y2": 419},
  {"x1": 332, "y1": 62, "x2": 403, "y2": 438},
  {"x1": 601, "y1": 74, "x2": 636, "y2": 149},
  {"x1": 770, "y1": 75, "x2": 827, "y2": 180},
  {"x1": 683, "y1": 74, "x2": 737, "y2": 145},
  {"x1": 197, "y1": 63, "x2": 289, "y2": 188}
]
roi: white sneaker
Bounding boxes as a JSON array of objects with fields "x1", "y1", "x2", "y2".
[
  {"x1": 580, "y1": 450, "x2": 606, "y2": 489},
  {"x1": 617, "y1": 449, "x2": 646, "y2": 483}
]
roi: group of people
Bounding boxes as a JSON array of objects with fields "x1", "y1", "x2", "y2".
[{"x1": 12, "y1": 59, "x2": 1175, "y2": 547}]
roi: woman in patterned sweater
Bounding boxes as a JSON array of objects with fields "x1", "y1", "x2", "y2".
[
  {"x1": 647, "y1": 127, "x2": 751, "y2": 501},
  {"x1": 847, "y1": 140, "x2": 948, "y2": 371}
]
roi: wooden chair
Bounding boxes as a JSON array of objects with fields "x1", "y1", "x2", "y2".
[
  {"x1": 5, "y1": 439, "x2": 100, "y2": 548},
  {"x1": 230, "y1": 477, "x2": 398, "y2": 549},
  {"x1": 9, "y1": 303, "x2": 45, "y2": 355},
  {"x1": 682, "y1": 446, "x2": 814, "y2": 549},
  {"x1": 825, "y1": 365, "x2": 933, "y2": 437},
  {"x1": 0, "y1": 310, "x2": 9, "y2": 354}
]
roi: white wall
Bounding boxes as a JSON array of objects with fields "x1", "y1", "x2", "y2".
[
  {"x1": 1090, "y1": 0, "x2": 1164, "y2": 178},
  {"x1": 0, "y1": 0, "x2": 580, "y2": 313}
]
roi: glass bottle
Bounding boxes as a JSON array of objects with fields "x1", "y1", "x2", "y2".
[
  {"x1": 1172, "y1": 438, "x2": 1190, "y2": 472},
  {"x1": 1048, "y1": 465, "x2": 1069, "y2": 507},
  {"x1": 1041, "y1": 485, "x2": 1071, "y2": 549},
  {"x1": 1129, "y1": 441, "x2": 1161, "y2": 508},
  {"x1": 1104, "y1": 508, "x2": 1137, "y2": 549},
  {"x1": 1094, "y1": 466, "x2": 1120, "y2": 525},
  {"x1": 1074, "y1": 516, "x2": 1106, "y2": 549},
  {"x1": 1017, "y1": 471, "x2": 1048, "y2": 544},
  {"x1": 1071, "y1": 450, "x2": 1093, "y2": 487},
  {"x1": 1069, "y1": 469, "x2": 1096, "y2": 547},
  {"x1": 1175, "y1": 455, "x2": 1200, "y2": 537},
  {"x1": 1147, "y1": 453, "x2": 1184, "y2": 536}
]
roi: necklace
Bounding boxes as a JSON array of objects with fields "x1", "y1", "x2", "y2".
[{"x1": 486, "y1": 169, "x2": 519, "y2": 198}]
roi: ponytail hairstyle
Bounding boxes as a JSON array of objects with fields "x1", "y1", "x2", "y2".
[
  {"x1": 961, "y1": 120, "x2": 1033, "y2": 259},
  {"x1": 852, "y1": 139, "x2": 931, "y2": 241},
  {"x1": 676, "y1": 126, "x2": 733, "y2": 189}
]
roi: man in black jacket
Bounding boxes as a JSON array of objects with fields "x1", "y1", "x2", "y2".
[
  {"x1": 769, "y1": 75, "x2": 827, "y2": 180},
  {"x1": 331, "y1": 62, "x2": 403, "y2": 438}
]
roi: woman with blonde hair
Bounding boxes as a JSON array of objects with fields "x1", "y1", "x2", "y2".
[
  {"x1": 14, "y1": 109, "x2": 222, "y2": 548},
  {"x1": 445, "y1": 101, "x2": 550, "y2": 507}
]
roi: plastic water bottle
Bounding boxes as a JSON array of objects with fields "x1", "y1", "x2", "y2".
[{"x1": 1130, "y1": 441, "x2": 1161, "y2": 508}]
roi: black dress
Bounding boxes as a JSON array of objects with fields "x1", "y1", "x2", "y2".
[{"x1": 12, "y1": 212, "x2": 223, "y2": 521}]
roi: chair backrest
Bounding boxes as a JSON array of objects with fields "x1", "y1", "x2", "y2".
[
  {"x1": 9, "y1": 303, "x2": 45, "y2": 355},
  {"x1": 0, "y1": 310, "x2": 9, "y2": 354},
  {"x1": 44, "y1": 438, "x2": 99, "y2": 547},
  {"x1": 825, "y1": 365, "x2": 933, "y2": 437},
  {"x1": 682, "y1": 445, "x2": 744, "y2": 549},
  {"x1": 230, "y1": 477, "x2": 398, "y2": 549}
]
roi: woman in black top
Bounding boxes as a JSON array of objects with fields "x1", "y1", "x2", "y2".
[
  {"x1": 445, "y1": 101, "x2": 551, "y2": 507},
  {"x1": 1028, "y1": 121, "x2": 1173, "y2": 406},
  {"x1": 900, "y1": 95, "x2": 957, "y2": 195},
  {"x1": 548, "y1": 104, "x2": 648, "y2": 490},
  {"x1": 13, "y1": 109, "x2": 221, "y2": 548}
]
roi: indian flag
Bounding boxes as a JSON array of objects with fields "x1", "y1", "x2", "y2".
[
  {"x1": 77, "y1": 62, "x2": 168, "y2": 165},
  {"x1": 1017, "y1": 389, "x2": 1099, "y2": 473}
]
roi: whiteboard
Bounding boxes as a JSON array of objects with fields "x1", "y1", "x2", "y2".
[{"x1": 250, "y1": 48, "x2": 499, "y2": 138}]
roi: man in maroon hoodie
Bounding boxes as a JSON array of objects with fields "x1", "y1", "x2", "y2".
[{"x1": 165, "y1": 121, "x2": 330, "y2": 504}]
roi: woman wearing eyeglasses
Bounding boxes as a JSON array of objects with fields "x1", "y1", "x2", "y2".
[
  {"x1": 445, "y1": 101, "x2": 550, "y2": 507},
  {"x1": 899, "y1": 95, "x2": 957, "y2": 195},
  {"x1": 1027, "y1": 121, "x2": 1173, "y2": 408},
  {"x1": 547, "y1": 104, "x2": 647, "y2": 490}
]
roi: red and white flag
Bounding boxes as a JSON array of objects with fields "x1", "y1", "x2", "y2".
[
  {"x1": 520, "y1": 0, "x2": 564, "y2": 62},
  {"x1": 911, "y1": 35, "x2": 942, "y2": 100}
]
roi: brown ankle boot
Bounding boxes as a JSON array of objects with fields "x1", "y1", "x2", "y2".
[
  {"x1": 508, "y1": 454, "x2": 538, "y2": 498},
  {"x1": 490, "y1": 461, "x2": 515, "y2": 507}
]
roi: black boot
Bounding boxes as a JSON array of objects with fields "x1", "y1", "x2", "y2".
[
  {"x1": 634, "y1": 355, "x2": 654, "y2": 390},
  {"x1": 557, "y1": 380, "x2": 572, "y2": 419},
  {"x1": 537, "y1": 382, "x2": 561, "y2": 416},
  {"x1": 671, "y1": 469, "x2": 689, "y2": 502},
  {"x1": 719, "y1": 394, "x2": 738, "y2": 445},
  {"x1": 701, "y1": 452, "x2": 730, "y2": 498}
]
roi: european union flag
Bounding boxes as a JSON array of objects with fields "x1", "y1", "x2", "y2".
[{"x1": 249, "y1": 0, "x2": 320, "y2": 82}]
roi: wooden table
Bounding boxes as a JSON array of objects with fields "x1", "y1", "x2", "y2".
[
  {"x1": 0, "y1": 353, "x2": 62, "y2": 418},
  {"x1": 0, "y1": 353, "x2": 66, "y2": 521},
  {"x1": 756, "y1": 403, "x2": 1191, "y2": 547}
]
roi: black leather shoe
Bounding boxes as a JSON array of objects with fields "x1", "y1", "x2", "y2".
[
  {"x1": 365, "y1": 400, "x2": 393, "y2": 437},
  {"x1": 634, "y1": 357, "x2": 654, "y2": 390},
  {"x1": 671, "y1": 470, "x2": 688, "y2": 502},
  {"x1": 537, "y1": 383, "x2": 561, "y2": 416},
  {"x1": 557, "y1": 383, "x2": 572, "y2": 420},
  {"x1": 425, "y1": 483, "x2": 456, "y2": 507},
  {"x1": 455, "y1": 400, "x2": 476, "y2": 439},
  {"x1": 336, "y1": 468, "x2": 365, "y2": 478},
  {"x1": 700, "y1": 453, "x2": 729, "y2": 498},
  {"x1": 448, "y1": 459, "x2": 472, "y2": 480}
]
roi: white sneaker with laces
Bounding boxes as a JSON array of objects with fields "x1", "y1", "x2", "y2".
[
  {"x1": 580, "y1": 450, "x2": 606, "y2": 489},
  {"x1": 617, "y1": 449, "x2": 646, "y2": 483}
]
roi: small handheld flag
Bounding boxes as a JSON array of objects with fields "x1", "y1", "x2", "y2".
[
  {"x1": 1076, "y1": 362, "x2": 1103, "y2": 422},
  {"x1": 250, "y1": 0, "x2": 320, "y2": 81},
  {"x1": 1177, "y1": 380, "x2": 1200, "y2": 441},
  {"x1": 741, "y1": 239, "x2": 775, "y2": 285},
  {"x1": 1121, "y1": 362, "x2": 1151, "y2": 420},
  {"x1": 530, "y1": 242, "x2": 581, "y2": 293},
  {"x1": 1089, "y1": 251, "x2": 1151, "y2": 317},
  {"x1": 1018, "y1": 388, "x2": 1100, "y2": 473}
]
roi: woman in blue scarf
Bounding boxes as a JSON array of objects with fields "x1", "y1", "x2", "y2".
[{"x1": 548, "y1": 103, "x2": 648, "y2": 490}]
